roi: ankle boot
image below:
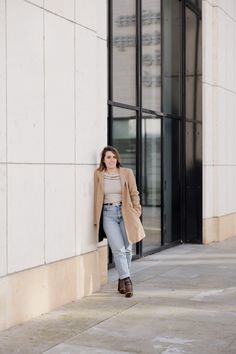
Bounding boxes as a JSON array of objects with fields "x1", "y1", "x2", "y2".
[
  {"x1": 118, "y1": 279, "x2": 126, "y2": 294},
  {"x1": 124, "y1": 277, "x2": 133, "y2": 297}
]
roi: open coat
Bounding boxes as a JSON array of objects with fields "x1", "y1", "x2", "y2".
[{"x1": 94, "y1": 167, "x2": 145, "y2": 245}]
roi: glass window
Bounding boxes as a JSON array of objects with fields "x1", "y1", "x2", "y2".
[
  {"x1": 142, "y1": 0, "x2": 161, "y2": 112},
  {"x1": 111, "y1": 106, "x2": 137, "y2": 257},
  {"x1": 108, "y1": 0, "x2": 203, "y2": 254},
  {"x1": 163, "y1": 118, "x2": 181, "y2": 244},
  {"x1": 142, "y1": 115, "x2": 161, "y2": 251},
  {"x1": 163, "y1": 0, "x2": 181, "y2": 115},
  {"x1": 196, "y1": 22, "x2": 202, "y2": 122},
  {"x1": 112, "y1": 0, "x2": 136, "y2": 105},
  {"x1": 112, "y1": 107, "x2": 137, "y2": 173},
  {"x1": 185, "y1": 121, "x2": 202, "y2": 242},
  {"x1": 186, "y1": 122, "x2": 202, "y2": 186},
  {"x1": 185, "y1": 8, "x2": 202, "y2": 121}
]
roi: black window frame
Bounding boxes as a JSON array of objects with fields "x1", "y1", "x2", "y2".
[{"x1": 107, "y1": 0, "x2": 203, "y2": 260}]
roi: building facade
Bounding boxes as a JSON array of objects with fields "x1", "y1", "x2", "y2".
[
  {"x1": 0, "y1": 0, "x2": 236, "y2": 331},
  {"x1": 0, "y1": 0, "x2": 107, "y2": 331}
]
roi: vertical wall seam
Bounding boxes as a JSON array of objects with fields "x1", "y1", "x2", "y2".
[
  {"x1": 43, "y1": 0, "x2": 46, "y2": 264},
  {"x1": 212, "y1": 4, "x2": 218, "y2": 218},
  {"x1": 5, "y1": 0, "x2": 8, "y2": 274},
  {"x1": 74, "y1": 0, "x2": 77, "y2": 256}
]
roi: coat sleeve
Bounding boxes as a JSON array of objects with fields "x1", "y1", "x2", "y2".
[
  {"x1": 93, "y1": 170, "x2": 98, "y2": 225},
  {"x1": 127, "y1": 169, "x2": 142, "y2": 217}
]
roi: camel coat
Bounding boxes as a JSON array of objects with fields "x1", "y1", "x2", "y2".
[{"x1": 94, "y1": 167, "x2": 145, "y2": 244}]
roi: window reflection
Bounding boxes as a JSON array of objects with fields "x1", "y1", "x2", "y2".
[
  {"x1": 112, "y1": 106, "x2": 137, "y2": 256},
  {"x1": 142, "y1": 0, "x2": 161, "y2": 112},
  {"x1": 163, "y1": 0, "x2": 181, "y2": 115},
  {"x1": 109, "y1": 0, "x2": 202, "y2": 252},
  {"x1": 186, "y1": 7, "x2": 202, "y2": 121},
  {"x1": 112, "y1": 107, "x2": 136, "y2": 173},
  {"x1": 163, "y1": 118, "x2": 181, "y2": 244},
  {"x1": 185, "y1": 122, "x2": 202, "y2": 242},
  {"x1": 112, "y1": 0, "x2": 136, "y2": 105},
  {"x1": 142, "y1": 115, "x2": 161, "y2": 251}
]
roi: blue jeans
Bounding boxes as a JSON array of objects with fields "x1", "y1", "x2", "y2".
[{"x1": 103, "y1": 203, "x2": 132, "y2": 279}]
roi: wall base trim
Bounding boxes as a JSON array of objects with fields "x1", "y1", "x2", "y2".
[
  {"x1": 203, "y1": 213, "x2": 236, "y2": 244},
  {"x1": 0, "y1": 246, "x2": 107, "y2": 332}
]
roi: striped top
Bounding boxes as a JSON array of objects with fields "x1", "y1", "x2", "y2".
[{"x1": 103, "y1": 173, "x2": 122, "y2": 204}]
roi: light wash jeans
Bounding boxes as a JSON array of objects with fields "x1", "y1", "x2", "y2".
[{"x1": 103, "y1": 203, "x2": 132, "y2": 279}]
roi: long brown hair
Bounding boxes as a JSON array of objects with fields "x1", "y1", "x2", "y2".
[{"x1": 98, "y1": 146, "x2": 122, "y2": 171}]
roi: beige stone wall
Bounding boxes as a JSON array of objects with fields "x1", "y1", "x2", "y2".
[
  {"x1": 0, "y1": 245, "x2": 107, "y2": 332},
  {"x1": 202, "y1": 0, "x2": 236, "y2": 243},
  {"x1": 0, "y1": 0, "x2": 108, "y2": 332}
]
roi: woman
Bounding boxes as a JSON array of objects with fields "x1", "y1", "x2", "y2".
[{"x1": 94, "y1": 146, "x2": 145, "y2": 297}]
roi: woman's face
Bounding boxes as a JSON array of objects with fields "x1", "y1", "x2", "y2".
[{"x1": 103, "y1": 151, "x2": 117, "y2": 170}]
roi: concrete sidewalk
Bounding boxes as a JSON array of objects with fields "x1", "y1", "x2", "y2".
[{"x1": 1, "y1": 237, "x2": 236, "y2": 354}]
